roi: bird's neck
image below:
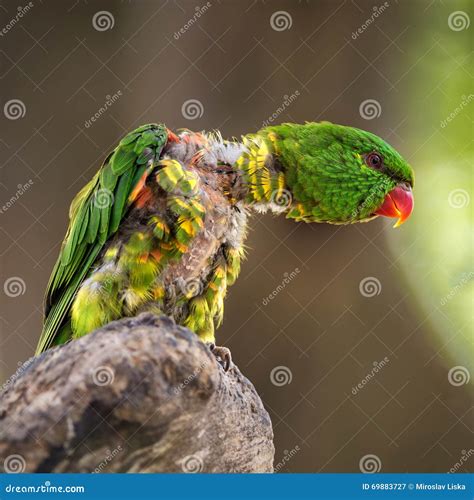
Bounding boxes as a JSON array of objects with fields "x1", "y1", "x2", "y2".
[{"x1": 231, "y1": 132, "x2": 292, "y2": 214}]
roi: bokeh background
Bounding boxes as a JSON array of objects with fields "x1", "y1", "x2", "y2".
[{"x1": 1, "y1": 0, "x2": 472, "y2": 473}]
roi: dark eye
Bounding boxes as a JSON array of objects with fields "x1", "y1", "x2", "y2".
[{"x1": 366, "y1": 152, "x2": 383, "y2": 169}]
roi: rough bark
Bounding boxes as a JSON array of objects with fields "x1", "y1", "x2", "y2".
[{"x1": 0, "y1": 313, "x2": 274, "y2": 473}]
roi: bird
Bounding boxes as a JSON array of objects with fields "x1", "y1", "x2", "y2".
[{"x1": 36, "y1": 122, "x2": 414, "y2": 369}]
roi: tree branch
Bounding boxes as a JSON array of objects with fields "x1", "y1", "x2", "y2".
[{"x1": 0, "y1": 313, "x2": 274, "y2": 473}]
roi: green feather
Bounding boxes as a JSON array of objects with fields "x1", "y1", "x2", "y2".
[
  {"x1": 37, "y1": 124, "x2": 168, "y2": 354},
  {"x1": 99, "y1": 164, "x2": 118, "y2": 191},
  {"x1": 110, "y1": 147, "x2": 137, "y2": 175},
  {"x1": 86, "y1": 203, "x2": 101, "y2": 243},
  {"x1": 110, "y1": 167, "x2": 135, "y2": 233}
]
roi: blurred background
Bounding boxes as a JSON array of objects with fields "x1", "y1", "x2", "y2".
[{"x1": 1, "y1": 0, "x2": 472, "y2": 473}]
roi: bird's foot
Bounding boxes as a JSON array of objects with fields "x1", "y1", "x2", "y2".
[{"x1": 207, "y1": 343, "x2": 233, "y2": 372}]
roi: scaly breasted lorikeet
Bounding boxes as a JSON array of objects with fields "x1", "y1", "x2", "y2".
[{"x1": 36, "y1": 122, "x2": 414, "y2": 364}]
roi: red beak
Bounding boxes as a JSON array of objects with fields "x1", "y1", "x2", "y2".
[{"x1": 375, "y1": 184, "x2": 414, "y2": 228}]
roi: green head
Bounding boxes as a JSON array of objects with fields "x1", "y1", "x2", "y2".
[{"x1": 263, "y1": 122, "x2": 414, "y2": 226}]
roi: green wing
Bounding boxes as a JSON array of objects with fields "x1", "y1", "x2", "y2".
[{"x1": 36, "y1": 124, "x2": 168, "y2": 354}]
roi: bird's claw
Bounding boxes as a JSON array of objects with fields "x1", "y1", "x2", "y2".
[{"x1": 207, "y1": 342, "x2": 233, "y2": 372}]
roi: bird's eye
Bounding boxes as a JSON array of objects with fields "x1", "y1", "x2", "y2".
[{"x1": 366, "y1": 152, "x2": 383, "y2": 169}]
